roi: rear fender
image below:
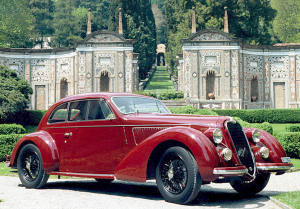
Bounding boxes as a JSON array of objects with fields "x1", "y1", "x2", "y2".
[
  {"x1": 115, "y1": 126, "x2": 219, "y2": 182},
  {"x1": 9, "y1": 131, "x2": 59, "y2": 173}
]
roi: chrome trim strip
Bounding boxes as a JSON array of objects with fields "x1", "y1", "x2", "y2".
[
  {"x1": 45, "y1": 124, "x2": 191, "y2": 129},
  {"x1": 52, "y1": 172, "x2": 114, "y2": 177},
  {"x1": 257, "y1": 165, "x2": 293, "y2": 171},
  {"x1": 213, "y1": 168, "x2": 248, "y2": 175}
]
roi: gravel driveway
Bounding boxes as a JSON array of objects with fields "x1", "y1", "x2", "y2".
[{"x1": 0, "y1": 171, "x2": 299, "y2": 209}]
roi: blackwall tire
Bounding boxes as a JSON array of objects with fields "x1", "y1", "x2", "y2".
[
  {"x1": 94, "y1": 179, "x2": 113, "y2": 185},
  {"x1": 230, "y1": 172, "x2": 270, "y2": 195},
  {"x1": 156, "y1": 146, "x2": 201, "y2": 204},
  {"x1": 17, "y1": 144, "x2": 49, "y2": 188}
]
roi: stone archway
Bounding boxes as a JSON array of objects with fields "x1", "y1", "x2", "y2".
[
  {"x1": 60, "y1": 78, "x2": 68, "y2": 99},
  {"x1": 157, "y1": 52, "x2": 165, "y2": 66},
  {"x1": 100, "y1": 71, "x2": 109, "y2": 92},
  {"x1": 206, "y1": 71, "x2": 215, "y2": 100}
]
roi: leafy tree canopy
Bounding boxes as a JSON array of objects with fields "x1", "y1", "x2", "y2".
[
  {"x1": 0, "y1": 66, "x2": 33, "y2": 123},
  {"x1": 271, "y1": 0, "x2": 300, "y2": 43},
  {"x1": 0, "y1": 0, "x2": 35, "y2": 48}
]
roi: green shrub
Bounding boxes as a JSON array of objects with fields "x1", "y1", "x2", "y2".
[
  {"x1": 170, "y1": 106, "x2": 218, "y2": 115},
  {"x1": 0, "y1": 124, "x2": 25, "y2": 135},
  {"x1": 286, "y1": 125, "x2": 300, "y2": 132},
  {"x1": 234, "y1": 117, "x2": 273, "y2": 134},
  {"x1": 214, "y1": 109, "x2": 300, "y2": 123},
  {"x1": 136, "y1": 91, "x2": 184, "y2": 100},
  {"x1": 0, "y1": 134, "x2": 24, "y2": 161},
  {"x1": 276, "y1": 132, "x2": 300, "y2": 158}
]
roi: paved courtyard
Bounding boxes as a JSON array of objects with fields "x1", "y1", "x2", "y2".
[{"x1": 0, "y1": 171, "x2": 299, "y2": 209}]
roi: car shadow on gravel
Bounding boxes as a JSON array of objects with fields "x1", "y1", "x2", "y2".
[{"x1": 33, "y1": 179, "x2": 276, "y2": 207}]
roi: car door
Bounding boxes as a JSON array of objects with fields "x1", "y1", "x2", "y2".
[{"x1": 61, "y1": 99, "x2": 126, "y2": 174}]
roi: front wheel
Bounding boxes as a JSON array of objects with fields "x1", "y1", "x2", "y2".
[
  {"x1": 156, "y1": 146, "x2": 202, "y2": 204},
  {"x1": 230, "y1": 172, "x2": 270, "y2": 195},
  {"x1": 17, "y1": 144, "x2": 49, "y2": 188}
]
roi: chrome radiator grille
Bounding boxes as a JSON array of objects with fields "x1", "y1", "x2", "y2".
[{"x1": 226, "y1": 121, "x2": 255, "y2": 176}]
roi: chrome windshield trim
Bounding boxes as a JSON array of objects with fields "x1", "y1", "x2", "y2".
[{"x1": 213, "y1": 168, "x2": 248, "y2": 175}]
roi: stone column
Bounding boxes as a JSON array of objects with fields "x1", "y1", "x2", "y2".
[{"x1": 192, "y1": 8, "x2": 196, "y2": 34}]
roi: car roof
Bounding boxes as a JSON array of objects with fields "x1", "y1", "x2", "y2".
[{"x1": 58, "y1": 92, "x2": 151, "y2": 103}]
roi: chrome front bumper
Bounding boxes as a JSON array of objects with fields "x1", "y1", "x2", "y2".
[
  {"x1": 213, "y1": 166, "x2": 247, "y2": 176},
  {"x1": 256, "y1": 163, "x2": 293, "y2": 172}
]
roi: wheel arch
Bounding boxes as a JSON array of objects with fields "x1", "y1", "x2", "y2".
[
  {"x1": 146, "y1": 140, "x2": 191, "y2": 179},
  {"x1": 10, "y1": 131, "x2": 59, "y2": 173}
]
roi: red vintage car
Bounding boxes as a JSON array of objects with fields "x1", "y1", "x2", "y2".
[{"x1": 8, "y1": 93, "x2": 293, "y2": 204}]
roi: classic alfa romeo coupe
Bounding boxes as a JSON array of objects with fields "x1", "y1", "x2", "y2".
[{"x1": 8, "y1": 93, "x2": 293, "y2": 204}]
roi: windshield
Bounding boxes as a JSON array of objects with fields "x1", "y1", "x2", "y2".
[{"x1": 112, "y1": 96, "x2": 170, "y2": 114}]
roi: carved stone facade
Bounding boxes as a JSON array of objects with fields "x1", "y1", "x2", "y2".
[
  {"x1": 0, "y1": 31, "x2": 139, "y2": 110},
  {"x1": 179, "y1": 29, "x2": 300, "y2": 109}
]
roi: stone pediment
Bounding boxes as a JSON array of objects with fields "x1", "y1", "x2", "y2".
[
  {"x1": 185, "y1": 29, "x2": 234, "y2": 42},
  {"x1": 84, "y1": 31, "x2": 126, "y2": 43}
]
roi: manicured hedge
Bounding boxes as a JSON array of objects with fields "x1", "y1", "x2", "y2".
[
  {"x1": 0, "y1": 124, "x2": 25, "y2": 135},
  {"x1": 4, "y1": 110, "x2": 46, "y2": 126},
  {"x1": 234, "y1": 117, "x2": 273, "y2": 134},
  {"x1": 136, "y1": 91, "x2": 184, "y2": 100},
  {"x1": 0, "y1": 134, "x2": 24, "y2": 161},
  {"x1": 276, "y1": 132, "x2": 300, "y2": 158},
  {"x1": 286, "y1": 125, "x2": 300, "y2": 132},
  {"x1": 170, "y1": 106, "x2": 218, "y2": 116},
  {"x1": 214, "y1": 109, "x2": 300, "y2": 123}
]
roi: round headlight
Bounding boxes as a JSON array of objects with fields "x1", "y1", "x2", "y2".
[
  {"x1": 213, "y1": 128, "x2": 223, "y2": 144},
  {"x1": 252, "y1": 129, "x2": 261, "y2": 143},
  {"x1": 260, "y1": 147, "x2": 269, "y2": 159},
  {"x1": 221, "y1": 148, "x2": 233, "y2": 161}
]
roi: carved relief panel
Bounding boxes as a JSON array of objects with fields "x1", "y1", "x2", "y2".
[{"x1": 31, "y1": 59, "x2": 50, "y2": 83}]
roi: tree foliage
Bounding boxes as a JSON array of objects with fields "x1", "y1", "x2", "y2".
[
  {"x1": 0, "y1": 0, "x2": 35, "y2": 47},
  {"x1": 0, "y1": 66, "x2": 32, "y2": 123},
  {"x1": 28, "y1": 0, "x2": 55, "y2": 40},
  {"x1": 271, "y1": 0, "x2": 300, "y2": 43},
  {"x1": 165, "y1": 0, "x2": 276, "y2": 73},
  {"x1": 109, "y1": 0, "x2": 157, "y2": 79}
]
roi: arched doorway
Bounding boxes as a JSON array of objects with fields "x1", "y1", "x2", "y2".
[
  {"x1": 251, "y1": 76, "x2": 258, "y2": 102},
  {"x1": 206, "y1": 71, "x2": 215, "y2": 100},
  {"x1": 157, "y1": 53, "x2": 165, "y2": 66},
  {"x1": 100, "y1": 72, "x2": 109, "y2": 92},
  {"x1": 60, "y1": 78, "x2": 68, "y2": 99}
]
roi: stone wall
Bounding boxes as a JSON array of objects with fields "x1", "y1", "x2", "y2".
[
  {"x1": 179, "y1": 29, "x2": 300, "y2": 109},
  {"x1": 0, "y1": 31, "x2": 139, "y2": 110}
]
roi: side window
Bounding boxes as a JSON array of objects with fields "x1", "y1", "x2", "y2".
[
  {"x1": 68, "y1": 100, "x2": 88, "y2": 121},
  {"x1": 48, "y1": 103, "x2": 68, "y2": 123},
  {"x1": 87, "y1": 99, "x2": 115, "y2": 120}
]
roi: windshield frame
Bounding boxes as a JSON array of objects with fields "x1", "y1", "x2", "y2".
[{"x1": 111, "y1": 96, "x2": 170, "y2": 115}]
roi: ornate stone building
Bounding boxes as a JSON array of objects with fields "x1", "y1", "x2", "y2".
[
  {"x1": 178, "y1": 8, "x2": 300, "y2": 109},
  {"x1": 178, "y1": 29, "x2": 300, "y2": 109},
  {"x1": 0, "y1": 10, "x2": 139, "y2": 110}
]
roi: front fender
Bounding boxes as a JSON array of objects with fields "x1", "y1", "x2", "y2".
[
  {"x1": 9, "y1": 131, "x2": 59, "y2": 173},
  {"x1": 115, "y1": 126, "x2": 219, "y2": 182}
]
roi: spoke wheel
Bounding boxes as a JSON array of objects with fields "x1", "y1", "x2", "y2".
[
  {"x1": 17, "y1": 144, "x2": 49, "y2": 188},
  {"x1": 156, "y1": 146, "x2": 201, "y2": 204},
  {"x1": 160, "y1": 155, "x2": 188, "y2": 194}
]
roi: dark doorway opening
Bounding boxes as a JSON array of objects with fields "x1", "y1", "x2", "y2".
[{"x1": 157, "y1": 53, "x2": 165, "y2": 66}]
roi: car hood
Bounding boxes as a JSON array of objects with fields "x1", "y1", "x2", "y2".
[{"x1": 122, "y1": 113, "x2": 231, "y2": 130}]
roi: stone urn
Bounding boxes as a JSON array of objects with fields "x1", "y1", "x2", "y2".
[
  {"x1": 208, "y1": 92, "x2": 215, "y2": 100},
  {"x1": 251, "y1": 95, "x2": 257, "y2": 102}
]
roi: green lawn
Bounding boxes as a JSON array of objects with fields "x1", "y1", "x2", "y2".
[
  {"x1": 271, "y1": 123, "x2": 291, "y2": 135},
  {"x1": 292, "y1": 158, "x2": 300, "y2": 169},
  {"x1": 144, "y1": 66, "x2": 175, "y2": 91},
  {"x1": 272, "y1": 191, "x2": 300, "y2": 209}
]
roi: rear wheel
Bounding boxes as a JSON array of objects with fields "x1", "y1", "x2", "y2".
[
  {"x1": 230, "y1": 172, "x2": 270, "y2": 195},
  {"x1": 156, "y1": 146, "x2": 201, "y2": 204},
  {"x1": 17, "y1": 144, "x2": 49, "y2": 188}
]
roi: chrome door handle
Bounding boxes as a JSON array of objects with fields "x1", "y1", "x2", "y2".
[{"x1": 64, "y1": 132, "x2": 72, "y2": 137}]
